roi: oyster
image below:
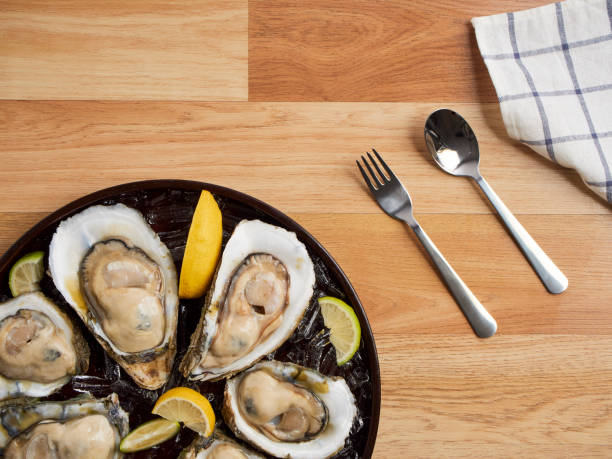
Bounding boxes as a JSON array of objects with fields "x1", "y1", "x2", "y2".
[
  {"x1": 180, "y1": 432, "x2": 264, "y2": 459},
  {"x1": 180, "y1": 220, "x2": 315, "y2": 381},
  {"x1": 0, "y1": 393, "x2": 129, "y2": 458},
  {"x1": 222, "y1": 360, "x2": 356, "y2": 459},
  {"x1": 48, "y1": 203, "x2": 179, "y2": 390},
  {"x1": 0, "y1": 292, "x2": 89, "y2": 400}
]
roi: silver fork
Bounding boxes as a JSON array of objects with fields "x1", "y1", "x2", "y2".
[{"x1": 357, "y1": 149, "x2": 497, "y2": 338}]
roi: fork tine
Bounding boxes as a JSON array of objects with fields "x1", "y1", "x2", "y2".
[
  {"x1": 367, "y1": 151, "x2": 388, "y2": 183},
  {"x1": 361, "y1": 155, "x2": 383, "y2": 188},
  {"x1": 356, "y1": 159, "x2": 377, "y2": 192},
  {"x1": 372, "y1": 148, "x2": 396, "y2": 180}
]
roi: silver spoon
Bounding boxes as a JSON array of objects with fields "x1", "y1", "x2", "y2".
[{"x1": 424, "y1": 109, "x2": 568, "y2": 294}]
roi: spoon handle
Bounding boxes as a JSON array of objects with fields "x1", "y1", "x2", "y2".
[
  {"x1": 475, "y1": 176, "x2": 568, "y2": 294},
  {"x1": 410, "y1": 222, "x2": 497, "y2": 338}
]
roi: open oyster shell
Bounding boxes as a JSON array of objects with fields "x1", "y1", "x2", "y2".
[
  {"x1": 48, "y1": 204, "x2": 179, "y2": 390},
  {"x1": 222, "y1": 360, "x2": 356, "y2": 459},
  {"x1": 179, "y1": 431, "x2": 264, "y2": 459},
  {"x1": 0, "y1": 393, "x2": 129, "y2": 457},
  {"x1": 0, "y1": 292, "x2": 89, "y2": 401},
  {"x1": 180, "y1": 219, "x2": 315, "y2": 382}
]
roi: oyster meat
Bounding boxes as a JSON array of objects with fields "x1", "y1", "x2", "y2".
[
  {"x1": 180, "y1": 220, "x2": 315, "y2": 382},
  {"x1": 0, "y1": 393, "x2": 129, "y2": 458},
  {"x1": 180, "y1": 432, "x2": 264, "y2": 459},
  {"x1": 5, "y1": 414, "x2": 117, "y2": 458},
  {"x1": 223, "y1": 360, "x2": 357, "y2": 459},
  {"x1": 49, "y1": 204, "x2": 179, "y2": 390},
  {"x1": 0, "y1": 292, "x2": 89, "y2": 400}
]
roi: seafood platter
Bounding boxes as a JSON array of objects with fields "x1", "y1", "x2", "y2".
[{"x1": 0, "y1": 180, "x2": 380, "y2": 458}]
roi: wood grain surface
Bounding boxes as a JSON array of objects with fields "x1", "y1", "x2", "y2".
[
  {"x1": 1, "y1": 1, "x2": 611, "y2": 458},
  {"x1": 0, "y1": 1, "x2": 248, "y2": 100},
  {"x1": 249, "y1": 0, "x2": 553, "y2": 102}
]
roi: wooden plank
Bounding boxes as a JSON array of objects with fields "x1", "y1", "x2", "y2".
[
  {"x1": 375, "y1": 334, "x2": 612, "y2": 458},
  {"x1": 0, "y1": 1, "x2": 248, "y2": 101},
  {"x1": 249, "y1": 0, "x2": 551, "y2": 102},
  {"x1": 0, "y1": 212, "x2": 48, "y2": 257},
  {"x1": 293, "y1": 213, "x2": 612, "y2": 335},
  {"x1": 2, "y1": 212, "x2": 611, "y2": 335},
  {"x1": 1, "y1": 100, "x2": 609, "y2": 215}
]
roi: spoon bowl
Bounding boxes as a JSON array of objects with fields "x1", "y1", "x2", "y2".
[
  {"x1": 425, "y1": 109, "x2": 481, "y2": 178},
  {"x1": 424, "y1": 109, "x2": 568, "y2": 294}
]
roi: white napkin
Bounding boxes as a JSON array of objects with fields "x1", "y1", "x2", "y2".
[{"x1": 472, "y1": 0, "x2": 612, "y2": 203}]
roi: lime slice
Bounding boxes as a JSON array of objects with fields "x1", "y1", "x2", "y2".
[
  {"x1": 318, "y1": 296, "x2": 361, "y2": 365},
  {"x1": 119, "y1": 418, "x2": 180, "y2": 453},
  {"x1": 8, "y1": 251, "x2": 45, "y2": 297}
]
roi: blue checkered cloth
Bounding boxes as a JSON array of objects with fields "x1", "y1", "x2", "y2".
[{"x1": 472, "y1": 0, "x2": 612, "y2": 203}]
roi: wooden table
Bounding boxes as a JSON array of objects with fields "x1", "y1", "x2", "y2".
[{"x1": 1, "y1": 1, "x2": 611, "y2": 457}]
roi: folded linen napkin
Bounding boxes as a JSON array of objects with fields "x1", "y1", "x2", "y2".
[{"x1": 472, "y1": 0, "x2": 612, "y2": 203}]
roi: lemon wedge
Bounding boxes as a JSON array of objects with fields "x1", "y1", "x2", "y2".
[
  {"x1": 8, "y1": 251, "x2": 45, "y2": 297},
  {"x1": 179, "y1": 190, "x2": 223, "y2": 299},
  {"x1": 318, "y1": 296, "x2": 361, "y2": 365},
  {"x1": 119, "y1": 418, "x2": 180, "y2": 453},
  {"x1": 152, "y1": 387, "x2": 215, "y2": 436}
]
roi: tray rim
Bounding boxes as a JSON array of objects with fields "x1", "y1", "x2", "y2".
[{"x1": 0, "y1": 179, "x2": 381, "y2": 458}]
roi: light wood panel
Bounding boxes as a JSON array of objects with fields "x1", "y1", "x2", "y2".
[
  {"x1": 249, "y1": 0, "x2": 551, "y2": 102},
  {"x1": 0, "y1": 1, "x2": 248, "y2": 100},
  {"x1": 0, "y1": 101, "x2": 608, "y2": 215},
  {"x1": 375, "y1": 334, "x2": 612, "y2": 458},
  {"x1": 292, "y1": 213, "x2": 612, "y2": 335},
  {"x1": 0, "y1": 212, "x2": 47, "y2": 256},
  {"x1": 3, "y1": 211, "x2": 609, "y2": 337}
]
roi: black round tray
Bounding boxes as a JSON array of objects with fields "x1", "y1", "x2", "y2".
[{"x1": 0, "y1": 180, "x2": 380, "y2": 458}]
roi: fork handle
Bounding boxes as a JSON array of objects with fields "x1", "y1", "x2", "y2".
[{"x1": 410, "y1": 223, "x2": 497, "y2": 338}]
